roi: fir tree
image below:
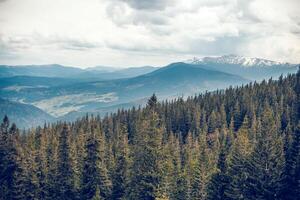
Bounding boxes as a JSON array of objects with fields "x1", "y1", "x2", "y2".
[
  {"x1": 111, "y1": 124, "x2": 129, "y2": 200},
  {"x1": 0, "y1": 117, "x2": 22, "y2": 200},
  {"x1": 127, "y1": 98, "x2": 163, "y2": 200},
  {"x1": 81, "y1": 127, "x2": 111, "y2": 200},
  {"x1": 246, "y1": 108, "x2": 285, "y2": 200},
  {"x1": 225, "y1": 117, "x2": 253, "y2": 199},
  {"x1": 206, "y1": 147, "x2": 230, "y2": 200},
  {"x1": 56, "y1": 124, "x2": 76, "y2": 200}
]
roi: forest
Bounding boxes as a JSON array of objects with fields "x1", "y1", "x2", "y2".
[{"x1": 0, "y1": 69, "x2": 299, "y2": 200}]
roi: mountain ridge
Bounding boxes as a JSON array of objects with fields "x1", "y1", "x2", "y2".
[
  {"x1": 186, "y1": 54, "x2": 296, "y2": 67},
  {"x1": 0, "y1": 98, "x2": 55, "y2": 129}
]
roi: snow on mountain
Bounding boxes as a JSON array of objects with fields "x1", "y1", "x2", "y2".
[{"x1": 186, "y1": 55, "x2": 293, "y2": 67}]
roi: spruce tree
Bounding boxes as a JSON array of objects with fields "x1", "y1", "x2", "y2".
[
  {"x1": 190, "y1": 134, "x2": 210, "y2": 200},
  {"x1": 206, "y1": 147, "x2": 230, "y2": 200},
  {"x1": 0, "y1": 117, "x2": 22, "y2": 200},
  {"x1": 81, "y1": 126, "x2": 112, "y2": 200},
  {"x1": 56, "y1": 124, "x2": 76, "y2": 200},
  {"x1": 281, "y1": 122, "x2": 300, "y2": 199},
  {"x1": 127, "y1": 98, "x2": 163, "y2": 200},
  {"x1": 111, "y1": 124, "x2": 129, "y2": 200},
  {"x1": 245, "y1": 108, "x2": 285, "y2": 200},
  {"x1": 225, "y1": 117, "x2": 253, "y2": 199}
]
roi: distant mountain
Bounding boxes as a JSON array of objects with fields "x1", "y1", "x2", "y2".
[
  {"x1": 81, "y1": 66, "x2": 158, "y2": 80},
  {"x1": 189, "y1": 54, "x2": 289, "y2": 67},
  {"x1": 3, "y1": 56, "x2": 293, "y2": 123},
  {"x1": 0, "y1": 64, "x2": 158, "y2": 80},
  {"x1": 0, "y1": 98, "x2": 54, "y2": 129},
  {"x1": 0, "y1": 62, "x2": 248, "y2": 118},
  {"x1": 186, "y1": 55, "x2": 298, "y2": 80},
  {"x1": 86, "y1": 65, "x2": 121, "y2": 72},
  {"x1": 115, "y1": 66, "x2": 157, "y2": 77},
  {"x1": 122, "y1": 62, "x2": 248, "y2": 96},
  {"x1": 0, "y1": 64, "x2": 84, "y2": 78}
]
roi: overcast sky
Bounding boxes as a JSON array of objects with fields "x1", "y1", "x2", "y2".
[{"x1": 0, "y1": 0, "x2": 299, "y2": 68}]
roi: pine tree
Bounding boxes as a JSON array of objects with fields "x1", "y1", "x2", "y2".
[
  {"x1": 245, "y1": 108, "x2": 285, "y2": 200},
  {"x1": 45, "y1": 131, "x2": 59, "y2": 200},
  {"x1": 0, "y1": 117, "x2": 23, "y2": 200},
  {"x1": 206, "y1": 146, "x2": 230, "y2": 200},
  {"x1": 56, "y1": 124, "x2": 76, "y2": 199},
  {"x1": 34, "y1": 127, "x2": 47, "y2": 199},
  {"x1": 92, "y1": 186, "x2": 103, "y2": 200},
  {"x1": 190, "y1": 134, "x2": 210, "y2": 200},
  {"x1": 165, "y1": 134, "x2": 187, "y2": 200},
  {"x1": 281, "y1": 122, "x2": 300, "y2": 199},
  {"x1": 225, "y1": 117, "x2": 253, "y2": 199},
  {"x1": 127, "y1": 98, "x2": 163, "y2": 200},
  {"x1": 81, "y1": 126, "x2": 111, "y2": 200},
  {"x1": 111, "y1": 124, "x2": 129, "y2": 200}
]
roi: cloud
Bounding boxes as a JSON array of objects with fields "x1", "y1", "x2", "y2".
[
  {"x1": 0, "y1": 0, "x2": 299, "y2": 67},
  {"x1": 118, "y1": 0, "x2": 173, "y2": 10}
]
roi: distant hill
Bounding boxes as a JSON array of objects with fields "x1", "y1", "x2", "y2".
[
  {"x1": 0, "y1": 98, "x2": 54, "y2": 129},
  {"x1": 0, "y1": 64, "x2": 158, "y2": 80},
  {"x1": 118, "y1": 62, "x2": 248, "y2": 97},
  {"x1": 2, "y1": 55, "x2": 296, "y2": 122},
  {"x1": 0, "y1": 62, "x2": 248, "y2": 118},
  {"x1": 0, "y1": 64, "x2": 84, "y2": 78}
]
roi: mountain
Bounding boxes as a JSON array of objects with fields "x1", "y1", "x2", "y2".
[
  {"x1": 189, "y1": 54, "x2": 288, "y2": 67},
  {"x1": 0, "y1": 62, "x2": 248, "y2": 118},
  {"x1": 81, "y1": 66, "x2": 158, "y2": 80},
  {"x1": 186, "y1": 55, "x2": 298, "y2": 80},
  {"x1": 2, "y1": 55, "x2": 294, "y2": 122},
  {"x1": 0, "y1": 64, "x2": 84, "y2": 78},
  {"x1": 115, "y1": 66, "x2": 157, "y2": 77},
  {"x1": 0, "y1": 98, "x2": 55, "y2": 129},
  {"x1": 86, "y1": 65, "x2": 121, "y2": 72},
  {"x1": 0, "y1": 64, "x2": 158, "y2": 80},
  {"x1": 122, "y1": 62, "x2": 247, "y2": 96}
]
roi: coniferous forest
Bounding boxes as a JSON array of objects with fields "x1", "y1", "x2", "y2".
[{"x1": 0, "y1": 69, "x2": 300, "y2": 200}]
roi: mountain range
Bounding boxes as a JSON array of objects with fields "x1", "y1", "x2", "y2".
[
  {"x1": 186, "y1": 55, "x2": 297, "y2": 80},
  {"x1": 0, "y1": 64, "x2": 157, "y2": 80},
  {"x1": 0, "y1": 55, "x2": 298, "y2": 128}
]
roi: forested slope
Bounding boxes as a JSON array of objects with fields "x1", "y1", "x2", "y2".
[{"x1": 0, "y1": 69, "x2": 299, "y2": 200}]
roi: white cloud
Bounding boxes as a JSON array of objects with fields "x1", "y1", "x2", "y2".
[{"x1": 0, "y1": 0, "x2": 299, "y2": 67}]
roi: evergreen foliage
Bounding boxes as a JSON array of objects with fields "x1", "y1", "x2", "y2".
[{"x1": 1, "y1": 70, "x2": 299, "y2": 199}]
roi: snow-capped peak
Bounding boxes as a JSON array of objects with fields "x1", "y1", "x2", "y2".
[{"x1": 186, "y1": 55, "x2": 290, "y2": 67}]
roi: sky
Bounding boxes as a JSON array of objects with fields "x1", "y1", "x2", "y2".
[{"x1": 0, "y1": 0, "x2": 299, "y2": 68}]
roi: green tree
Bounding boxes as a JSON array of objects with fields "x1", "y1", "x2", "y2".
[
  {"x1": 56, "y1": 124, "x2": 76, "y2": 199},
  {"x1": 190, "y1": 134, "x2": 210, "y2": 200},
  {"x1": 111, "y1": 124, "x2": 129, "y2": 200},
  {"x1": 127, "y1": 98, "x2": 163, "y2": 200},
  {"x1": 246, "y1": 108, "x2": 285, "y2": 200},
  {"x1": 81, "y1": 127, "x2": 112, "y2": 200},
  {"x1": 206, "y1": 147, "x2": 230, "y2": 200},
  {"x1": 0, "y1": 117, "x2": 23, "y2": 200},
  {"x1": 225, "y1": 117, "x2": 253, "y2": 199}
]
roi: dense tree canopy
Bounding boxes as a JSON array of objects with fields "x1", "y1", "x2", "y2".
[{"x1": 0, "y1": 69, "x2": 299, "y2": 199}]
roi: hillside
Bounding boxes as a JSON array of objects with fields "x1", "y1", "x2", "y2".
[
  {"x1": 1, "y1": 69, "x2": 299, "y2": 199},
  {"x1": 0, "y1": 62, "x2": 248, "y2": 117},
  {"x1": 0, "y1": 64, "x2": 158, "y2": 80},
  {"x1": 0, "y1": 98, "x2": 54, "y2": 129}
]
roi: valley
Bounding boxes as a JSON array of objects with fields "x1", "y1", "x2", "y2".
[{"x1": 0, "y1": 55, "x2": 298, "y2": 128}]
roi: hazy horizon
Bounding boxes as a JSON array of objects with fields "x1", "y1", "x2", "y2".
[{"x1": 0, "y1": 54, "x2": 298, "y2": 69}]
